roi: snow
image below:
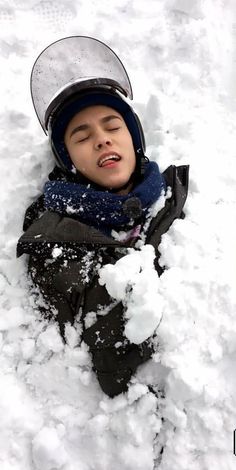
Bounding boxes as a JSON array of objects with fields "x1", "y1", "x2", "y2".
[
  {"x1": 1, "y1": 0, "x2": 236, "y2": 469},
  {"x1": 99, "y1": 245, "x2": 164, "y2": 344},
  {"x1": 32, "y1": 426, "x2": 68, "y2": 470}
]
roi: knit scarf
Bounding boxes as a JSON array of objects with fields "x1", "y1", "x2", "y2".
[{"x1": 44, "y1": 161, "x2": 166, "y2": 234}]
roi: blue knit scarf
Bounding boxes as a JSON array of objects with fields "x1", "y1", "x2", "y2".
[{"x1": 44, "y1": 162, "x2": 166, "y2": 233}]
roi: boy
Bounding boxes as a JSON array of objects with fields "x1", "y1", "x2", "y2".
[{"x1": 17, "y1": 36, "x2": 189, "y2": 397}]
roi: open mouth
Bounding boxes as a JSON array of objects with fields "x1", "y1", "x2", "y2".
[{"x1": 98, "y1": 154, "x2": 121, "y2": 168}]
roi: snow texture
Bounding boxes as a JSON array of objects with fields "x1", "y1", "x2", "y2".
[
  {"x1": 1, "y1": 0, "x2": 236, "y2": 469},
  {"x1": 99, "y1": 245, "x2": 164, "y2": 344}
]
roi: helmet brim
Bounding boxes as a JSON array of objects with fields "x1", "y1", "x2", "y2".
[{"x1": 31, "y1": 36, "x2": 133, "y2": 133}]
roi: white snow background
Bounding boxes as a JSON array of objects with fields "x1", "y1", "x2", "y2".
[{"x1": 1, "y1": 0, "x2": 236, "y2": 469}]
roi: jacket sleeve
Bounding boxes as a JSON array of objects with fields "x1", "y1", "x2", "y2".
[
  {"x1": 28, "y1": 255, "x2": 84, "y2": 337},
  {"x1": 82, "y1": 301, "x2": 154, "y2": 397}
]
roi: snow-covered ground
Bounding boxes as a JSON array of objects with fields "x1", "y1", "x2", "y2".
[{"x1": 1, "y1": 0, "x2": 236, "y2": 469}]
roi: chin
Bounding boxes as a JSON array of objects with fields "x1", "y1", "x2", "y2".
[{"x1": 105, "y1": 176, "x2": 131, "y2": 189}]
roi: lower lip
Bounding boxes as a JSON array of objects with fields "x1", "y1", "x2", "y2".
[{"x1": 100, "y1": 160, "x2": 120, "y2": 169}]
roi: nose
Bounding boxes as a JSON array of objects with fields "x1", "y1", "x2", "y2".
[{"x1": 94, "y1": 130, "x2": 112, "y2": 150}]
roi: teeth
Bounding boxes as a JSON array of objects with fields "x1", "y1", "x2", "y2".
[{"x1": 99, "y1": 155, "x2": 120, "y2": 167}]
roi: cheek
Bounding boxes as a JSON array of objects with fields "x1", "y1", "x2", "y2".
[
  {"x1": 67, "y1": 146, "x2": 87, "y2": 169},
  {"x1": 69, "y1": 152, "x2": 95, "y2": 177},
  {"x1": 71, "y1": 158, "x2": 89, "y2": 174}
]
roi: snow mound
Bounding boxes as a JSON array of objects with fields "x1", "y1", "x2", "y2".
[
  {"x1": 99, "y1": 245, "x2": 164, "y2": 344},
  {"x1": 32, "y1": 426, "x2": 68, "y2": 470}
]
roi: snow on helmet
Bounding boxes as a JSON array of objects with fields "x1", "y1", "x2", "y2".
[{"x1": 30, "y1": 36, "x2": 146, "y2": 171}]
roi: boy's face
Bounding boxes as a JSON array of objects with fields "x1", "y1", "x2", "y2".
[{"x1": 64, "y1": 105, "x2": 136, "y2": 193}]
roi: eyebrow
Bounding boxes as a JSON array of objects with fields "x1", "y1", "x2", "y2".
[{"x1": 69, "y1": 114, "x2": 122, "y2": 138}]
